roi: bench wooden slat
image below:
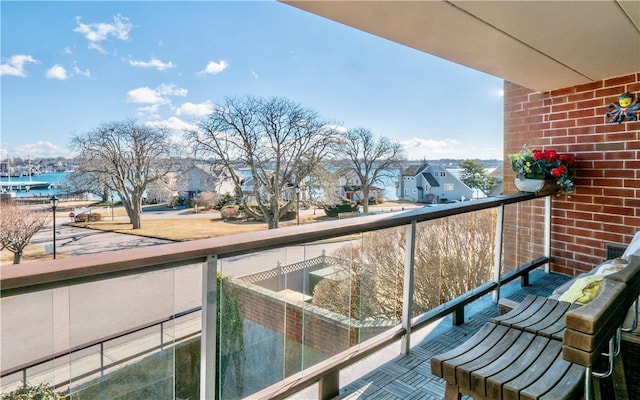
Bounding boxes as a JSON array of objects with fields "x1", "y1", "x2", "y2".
[
  {"x1": 524, "y1": 302, "x2": 579, "y2": 340},
  {"x1": 491, "y1": 294, "x2": 538, "y2": 323},
  {"x1": 430, "y1": 322, "x2": 500, "y2": 378},
  {"x1": 502, "y1": 339, "x2": 564, "y2": 399},
  {"x1": 538, "y1": 363, "x2": 585, "y2": 400},
  {"x1": 492, "y1": 296, "x2": 552, "y2": 327},
  {"x1": 519, "y1": 351, "x2": 582, "y2": 400},
  {"x1": 442, "y1": 324, "x2": 509, "y2": 383},
  {"x1": 456, "y1": 328, "x2": 524, "y2": 391},
  {"x1": 484, "y1": 335, "x2": 551, "y2": 399},
  {"x1": 470, "y1": 331, "x2": 536, "y2": 397}
]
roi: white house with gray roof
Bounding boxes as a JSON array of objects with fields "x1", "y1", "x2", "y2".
[{"x1": 398, "y1": 164, "x2": 473, "y2": 204}]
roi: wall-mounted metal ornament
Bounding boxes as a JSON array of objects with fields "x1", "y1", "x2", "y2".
[{"x1": 606, "y1": 92, "x2": 640, "y2": 123}]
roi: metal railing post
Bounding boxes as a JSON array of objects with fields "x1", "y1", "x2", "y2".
[
  {"x1": 200, "y1": 255, "x2": 218, "y2": 400},
  {"x1": 544, "y1": 195, "x2": 551, "y2": 273},
  {"x1": 492, "y1": 205, "x2": 505, "y2": 302},
  {"x1": 401, "y1": 220, "x2": 416, "y2": 354},
  {"x1": 100, "y1": 343, "x2": 104, "y2": 377}
]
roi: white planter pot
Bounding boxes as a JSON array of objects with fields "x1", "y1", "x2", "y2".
[{"x1": 514, "y1": 177, "x2": 555, "y2": 194}]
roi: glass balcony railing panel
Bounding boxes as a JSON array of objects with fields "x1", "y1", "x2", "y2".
[
  {"x1": 501, "y1": 198, "x2": 548, "y2": 274},
  {"x1": 217, "y1": 232, "x2": 389, "y2": 398},
  {"x1": 61, "y1": 263, "x2": 202, "y2": 400},
  {"x1": 412, "y1": 208, "x2": 498, "y2": 317},
  {"x1": 0, "y1": 288, "x2": 61, "y2": 395},
  {"x1": 218, "y1": 246, "x2": 291, "y2": 399}
]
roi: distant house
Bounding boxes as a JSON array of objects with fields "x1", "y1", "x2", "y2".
[
  {"x1": 336, "y1": 172, "x2": 385, "y2": 203},
  {"x1": 398, "y1": 164, "x2": 473, "y2": 203},
  {"x1": 340, "y1": 183, "x2": 385, "y2": 204},
  {"x1": 180, "y1": 164, "x2": 237, "y2": 200}
]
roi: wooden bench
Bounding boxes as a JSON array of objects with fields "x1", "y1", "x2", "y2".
[{"x1": 431, "y1": 256, "x2": 640, "y2": 400}]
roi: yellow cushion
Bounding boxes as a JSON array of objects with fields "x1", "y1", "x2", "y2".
[{"x1": 557, "y1": 275, "x2": 604, "y2": 305}]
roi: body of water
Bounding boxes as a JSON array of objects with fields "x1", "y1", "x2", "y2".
[{"x1": 0, "y1": 172, "x2": 73, "y2": 198}]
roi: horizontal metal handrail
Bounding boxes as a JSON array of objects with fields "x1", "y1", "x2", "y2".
[{"x1": 1, "y1": 192, "x2": 536, "y2": 297}]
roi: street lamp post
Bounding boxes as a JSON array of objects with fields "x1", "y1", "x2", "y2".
[
  {"x1": 295, "y1": 184, "x2": 300, "y2": 226},
  {"x1": 111, "y1": 194, "x2": 114, "y2": 221},
  {"x1": 49, "y1": 195, "x2": 59, "y2": 259}
]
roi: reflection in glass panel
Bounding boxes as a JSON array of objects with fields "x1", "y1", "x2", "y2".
[
  {"x1": 217, "y1": 232, "x2": 404, "y2": 398},
  {"x1": 502, "y1": 198, "x2": 547, "y2": 274},
  {"x1": 0, "y1": 289, "x2": 58, "y2": 394},
  {"x1": 413, "y1": 208, "x2": 497, "y2": 317}
]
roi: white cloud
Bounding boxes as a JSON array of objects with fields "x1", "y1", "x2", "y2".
[
  {"x1": 127, "y1": 87, "x2": 168, "y2": 104},
  {"x1": 126, "y1": 83, "x2": 186, "y2": 104},
  {"x1": 14, "y1": 141, "x2": 75, "y2": 159},
  {"x1": 74, "y1": 14, "x2": 132, "y2": 43},
  {"x1": 323, "y1": 124, "x2": 347, "y2": 134},
  {"x1": 0, "y1": 55, "x2": 39, "y2": 77},
  {"x1": 46, "y1": 64, "x2": 68, "y2": 80},
  {"x1": 198, "y1": 60, "x2": 229, "y2": 76},
  {"x1": 88, "y1": 43, "x2": 107, "y2": 54},
  {"x1": 136, "y1": 104, "x2": 162, "y2": 119},
  {"x1": 156, "y1": 83, "x2": 187, "y2": 97},
  {"x1": 251, "y1": 70, "x2": 259, "y2": 79},
  {"x1": 63, "y1": 46, "x2": 73, "y2": 55},
  {"x1": 128, "y1": 57, "x2": 174, "y2": 71},
  {"x1": 400, "y1": 137, "x2": 502, "y2": 160},
  {"x1": 176, "y1": 101, "x2": 214, "y2": 117},
  {"x1": 73, "y1": 66, "x2": 91, "y2": 78},
  {"x1": 146, "y1": 117, "x2": 197, "y2": 132}
]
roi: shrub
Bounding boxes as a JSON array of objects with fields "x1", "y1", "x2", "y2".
[
  {"x1": 214, "y1": 193, "x2": 239, "y2": 210},
  {"x1": 321, "y1": 199, "x2": 359, "y2": 218},
  {"x1": 220, "y1": 206, "x2": 239, "y2": 220},
  {"x1": 1, "y1": 382, "x2": 63, "y2": 400},
  {"x1": 193, "y1": 191, "x2": 220, "y2": 210},
  {"x1": 357, "y1": 197, "x2": 378, "y2": 205},
  {"x1": 74, "y1": 212, "x2": 102, "y2": 222}
]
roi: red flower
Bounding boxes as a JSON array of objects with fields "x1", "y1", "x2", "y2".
[
  {"x1": 559, "y1": 153, "x2": 576, "y2": 167},
  {"x1": 532, "y1": 149, "x2": 544, "y2": 161},
  {"x1": 552, "y1": 165, "x2": 567, "y2": 177},
  {"x1": 544, "y1": 150, "x2": 557, "y2": 163}
]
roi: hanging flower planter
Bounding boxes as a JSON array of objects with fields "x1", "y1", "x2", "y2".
[{"x1": 509, "y1": 146, "x2": 576, "y2": 195}]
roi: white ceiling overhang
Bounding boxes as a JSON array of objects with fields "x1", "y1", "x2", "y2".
[{"x1": 282, "y1": 1, "x2": 640, "y2": 92}]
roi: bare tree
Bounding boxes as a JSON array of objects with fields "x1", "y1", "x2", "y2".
[
  {"x1": 66, "y1": 160, "x2": 111, "y2": 201},
  {"x1": 305, "y1": 162, "x2": 341, "y2": 213},
  {"x1": 186, "y1": 96, "x2": 338, "y2": 229},
  {"x1": 146, "y1": 172, "x2": 187, "y2": 206},
  {"x1": 71, "y1": 119, "x2": 183, "y2": 229},
  {"x1": 334, "y1": 128, "x2": 404, "y2": 213},
  {"x1": 0, "y1": 202, "x2": 47, "y2": 264}
]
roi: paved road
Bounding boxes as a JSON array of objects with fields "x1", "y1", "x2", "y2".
[{"x1": 30, "y1": 205, "x2": 209, "y2": 257}]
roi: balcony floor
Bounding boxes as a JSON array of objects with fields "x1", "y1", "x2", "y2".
[{"x1": 333, "y1": 270, "x2": 571, "y2": 399}]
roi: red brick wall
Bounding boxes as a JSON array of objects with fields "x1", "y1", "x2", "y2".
[
  {"x1": 504, "y1": 73, "x2": 640, "y2": 276},
  {"x1": 228, "y1": 281, "x2": 389, "y2": 362}
]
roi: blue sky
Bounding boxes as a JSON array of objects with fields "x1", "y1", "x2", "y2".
[{"x1": 1, "y1": 1, "x2": 504, "y2": 160}]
